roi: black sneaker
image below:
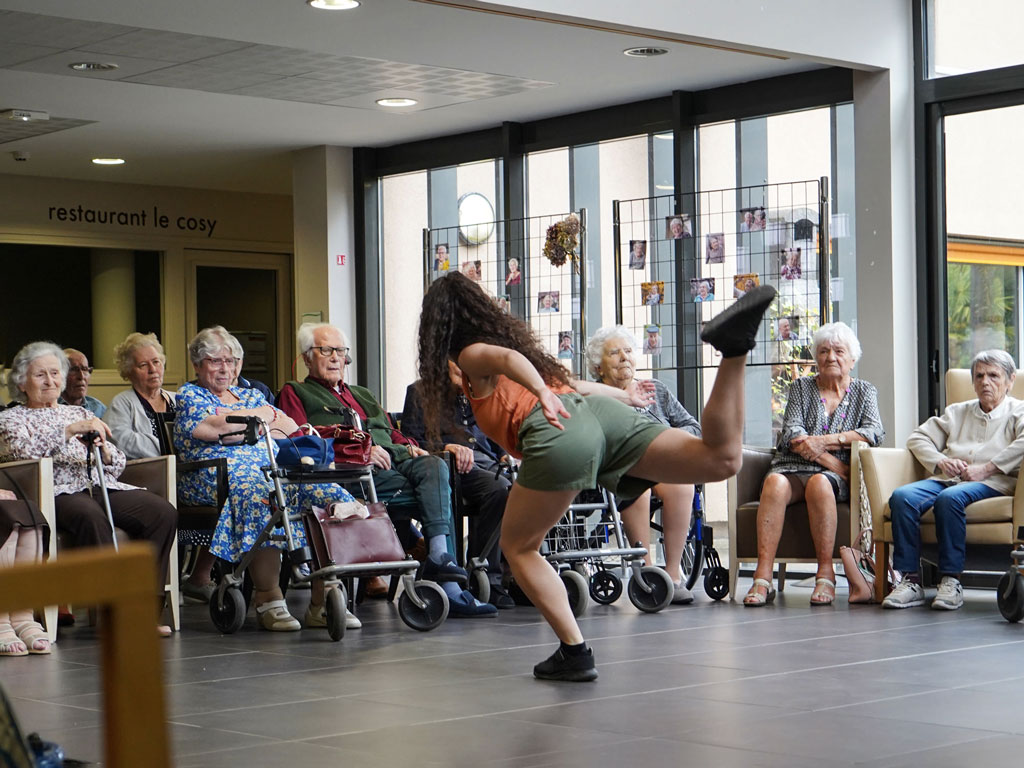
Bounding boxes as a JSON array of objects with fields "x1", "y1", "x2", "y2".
[
  {"x1": 700, "y1": 284, "x2": 777, "y2": 358},
  {"x1": 533, "y1": 646, "x2": 598, "y2": 682},
  {"x1": 488, "y1": 583, "x2": 515, "y2": 609}
]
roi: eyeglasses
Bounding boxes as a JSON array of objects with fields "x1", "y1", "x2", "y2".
[
  {"x1": 68, "y1": 365, "x2": 94, "y2": 374},
  {"x1": 312, "y1": 346, "x2": 349, "y2": 358},
  {"x1": 203, "y1": 357, "x2": 239, "y2": 368}
]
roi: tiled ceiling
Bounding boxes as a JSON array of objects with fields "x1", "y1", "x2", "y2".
[
  {"x1": 0, "y1": 9, "x2": 553, "y2": 110},
  {"x1": 0, "y1": 115, "x2": 94, "y2": 146}
]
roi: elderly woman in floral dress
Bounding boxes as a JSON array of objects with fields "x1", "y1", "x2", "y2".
[{"x1": 174, "y1": 326, "x2": 361, "y2": 632}]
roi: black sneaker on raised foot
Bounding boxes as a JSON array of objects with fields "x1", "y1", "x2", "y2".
[
  {"x1": 533, "y1": 646, "x2": 598, "y2": 682},
  {"x1": 700, "y1": 284, "x2": 777, "y2": 358}
]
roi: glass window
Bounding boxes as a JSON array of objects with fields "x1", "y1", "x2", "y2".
[
  {"x1": 929, "y1": 0, "x2": 1024, "y2": 77},
  {"x1": 944, "y1": 105, "x2": 1024, "y2": 368}
]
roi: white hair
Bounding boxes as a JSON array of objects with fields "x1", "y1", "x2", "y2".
[
  {"x1": 970, "y1": 349, "x2": 1016, "y2": 380},
  {"x1": 297, "y1": 323, "x2": 349, "y2": 359},
  {"x1": 585, "y1": 325, "x2": 638, "y2": 380},
  {"x1": 187, "y1": 326, "x2": 239, "y2": 367},
  {"x1": 811, "y1": 321, "x2": 862, "y2": 363},
  {"x1": 8, "y1": 341, "x2": 67, "y2": 402}
]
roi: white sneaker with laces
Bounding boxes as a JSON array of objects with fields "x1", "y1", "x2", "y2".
[
  {"x1": 881, "y1": 579, "x2": 926, "y2": 609},
  {"x1": 931, "y1": 576, "x2": 963, "y2": 610}
]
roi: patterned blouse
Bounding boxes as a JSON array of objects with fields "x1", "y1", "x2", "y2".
[
  {"x1": 0, "y1": 404, "x2": 137, "y2": 496},
  {"x1": 770, "y1": 376, "x2": 885, "y2": 501}
]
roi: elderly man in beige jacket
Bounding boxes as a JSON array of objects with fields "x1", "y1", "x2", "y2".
[{"x1": 883, "y1": 349, "x2": 1024, "y2": 611}]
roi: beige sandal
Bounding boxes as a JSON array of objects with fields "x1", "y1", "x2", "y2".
[
  {"x1": 13, "y1": 621, "x2": 50, "y2": 654},
  {"x1": 810, "y1": 577, "x2": 836, "y2": 606},
  {"x1": 743, "y1": 578, "x2": 776, "y2": 606},
  {"x1": 0, "y1": 623, "x2": 28, "y2": 657},
  {"x1": 256, "y1": 599, "x2": 301, "y2": 632}
]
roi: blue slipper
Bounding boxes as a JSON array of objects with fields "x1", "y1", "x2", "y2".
[
  {"x1": 448, "y1": 589, "x2": 498, "y2": 618},
  {"x1": 420, "y1": 552, "x2": 469, "y2": 584}
]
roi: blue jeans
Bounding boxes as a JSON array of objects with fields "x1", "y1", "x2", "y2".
[{"x1": 888, "y1": 479, "x2": 1002, "y2": 575}]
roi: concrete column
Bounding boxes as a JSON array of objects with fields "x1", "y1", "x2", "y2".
[
  {"x1": 853, "y1": 68, "x2": 917, "y2": 445},
  {"x1": 91, "y1": 249, "x2": 135, "y2": 367},
  {"x1": 292, "y1": 146, "x2": 358, "y2": 382}
]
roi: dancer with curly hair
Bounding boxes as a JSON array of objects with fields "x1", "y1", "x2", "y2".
[{"x1": 417, "y1": 272, "x2": 775, "y2": 681}]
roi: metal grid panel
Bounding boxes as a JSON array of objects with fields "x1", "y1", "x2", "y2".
[{"x1": 424, "y1": 210, "x2": 586, "y2": 378}]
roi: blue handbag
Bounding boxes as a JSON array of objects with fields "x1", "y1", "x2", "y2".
[{"x1": 275, "y1": 434, "x2": 333, "y2": 468}]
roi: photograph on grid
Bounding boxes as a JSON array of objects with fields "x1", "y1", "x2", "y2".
[
  {"x1": 705, "y1": 232, "x2": 725, "y2": 264},
  {"x1": 557, "y1": 331, "x2": 574, "y2": 359},
  {"x1": 496, "y1": 295, "x2": 510, "y2": 313},
  {"x1": 461, "y1": 259, "x2": 482, "y2": 282},
  {"x1": 780, "y1": 247, "x2": 803, "y2": 280},
  {"x1": 689, "y1": 277, "x2": 715, "y2": 303},
  {"x1": 733, "y1": 273, "x2": 761, "y2": 298},
  {"x1": 505, "y1": 257, "x2": 521, "y2": 286},
  {"x1": 538, "y1": 290, "x2": 560, "y2": 313},
  {"x1": 664, "y1": 215, "x2": 692, "y2": 240},
  {"x1": 642, "y1": 323, "x2": 662, "y2": 355},
  {"x1": 641, "y1": 281, "x2": 665, "y2": 306},
  {"x1": 628, "y1": 240, "x2": 647, "y2": 270},
  {"x1": 434, "y1": 243, "x2": 452, "y2": 272}
]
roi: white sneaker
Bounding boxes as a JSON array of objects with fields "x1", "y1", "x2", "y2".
[
  {"x1": 881, "y1": 579, "x2": 926, "y2": 609},
  {"x1": 671, "y1": 581, "x2": 694, "y2": 605},
  {"x1": 931, "y1": 576, "x2": 963, "y2": 610}
]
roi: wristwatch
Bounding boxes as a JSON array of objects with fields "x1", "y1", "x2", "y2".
[{"x1": 838, "y1": 433, "x2": 847, "y2": 445}]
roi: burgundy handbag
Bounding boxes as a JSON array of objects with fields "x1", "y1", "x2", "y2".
[
  {"x1": 301, "y1": 502, "x2": 405, "y2": 568},
  {"x1": 312, "y1": 425, "x2": 373, "y2": 467}
]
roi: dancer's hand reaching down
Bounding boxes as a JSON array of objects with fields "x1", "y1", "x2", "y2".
[
  {"x1": 537, "y1": 386, "x2": 570, "y2": 430},
  {"x1": 625, "y1": 379, "x2": 656, "y2": 408}
]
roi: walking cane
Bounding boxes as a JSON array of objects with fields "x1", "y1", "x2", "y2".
[{"x1": 83, "y1": 431, "x2": 118, "y2": 552}]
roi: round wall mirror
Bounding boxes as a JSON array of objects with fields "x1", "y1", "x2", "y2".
[{"x1": 457, "y1": 192, "x2": 495, "y2": 245}]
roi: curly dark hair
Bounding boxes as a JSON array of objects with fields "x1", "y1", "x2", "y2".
[{"x1": 417, "y1": 272, "x2": 570, "y2": 444}]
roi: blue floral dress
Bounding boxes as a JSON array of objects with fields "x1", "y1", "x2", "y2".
[{"x1": 174, "y1": 382, "x2": 355, "y2": 563}]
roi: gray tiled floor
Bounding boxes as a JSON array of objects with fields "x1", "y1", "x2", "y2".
[{"x1": 5, "y1": 577, "x2": 1024, "y2": 767}]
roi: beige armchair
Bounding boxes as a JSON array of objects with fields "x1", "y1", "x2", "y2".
[
  {"x1": 861, "y1": 368, "x2": 1024, "y2": 602},
  {"x1": 727, "y1": 442, "x2": 861, "y2": 600}
]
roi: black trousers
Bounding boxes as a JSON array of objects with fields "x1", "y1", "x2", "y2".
[
  {"x1": 460, "y1": 451, "x2": 511, "y2": 580},
  {"x1": 55, "y1": 489, "x2": 177, "y2": 594}
]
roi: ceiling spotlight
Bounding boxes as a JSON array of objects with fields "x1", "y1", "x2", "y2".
[
  {"x1": 70, "y1": 61, "x2": 119, "y2": 72},
  {"x1": 307, "y1": 0, "x2": 360, "y2": 9},
  {"x1": 1, "y1": 109, "x2": 49, "y2": 122},
  {"x1": 376, "y1": 97, "x2": 417, "y2": 108},
  {"x1": 623, "y1": 47, "x2": 668, "y2": 58},
  {"x1": 92, "y1": 157, "x2": 125, "y2": 165}
]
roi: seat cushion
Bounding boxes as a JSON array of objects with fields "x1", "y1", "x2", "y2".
[{"x1": 881, "y1": 495, "x2": 1012, "y2": 525}]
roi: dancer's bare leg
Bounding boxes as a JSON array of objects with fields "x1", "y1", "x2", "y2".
[{"x1": 501, "y1": 485, "x2": 582, "y2": 643}]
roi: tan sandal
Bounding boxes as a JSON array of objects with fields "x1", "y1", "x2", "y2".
[
  {"x1": 13, "y1": 621, "x2": 50, "y2": 654},
  {"x1": 0, "y1": 623, "x2": 28, "y2": 657},
  {"x1": 810, "y1": 577, "x2": 836, "y2": 606},
  {"x1": 743, "y1": 578, "x2": 776, "y2": 606},
  {"x1": 256, "y1": 599, "x2": 301, "y2": 632}
]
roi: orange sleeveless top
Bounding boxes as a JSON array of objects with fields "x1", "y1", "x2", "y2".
[{"x1": 462, "y1": 374, "x2": 573, "y2": 459}]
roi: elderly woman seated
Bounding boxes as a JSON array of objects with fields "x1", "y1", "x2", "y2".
[
  {"x1": 0, "y1": 341, "x2": 177, "y2": 636},
  {"x1": 586, "y1": 325, "x2": 700, "y2": 604},
  {"x1": 174, "y1": 326, "x2": 362, "y2": 631},
  {"x1": 744, "y1": 321, "x2": 884, "y2": 606},
  {"x1": 0, "y1": 489, "x2": 50, "y2": 656}
]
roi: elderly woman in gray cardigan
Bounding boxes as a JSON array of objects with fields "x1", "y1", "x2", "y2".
[
  {"x1": 586, "y1": 326, "x2": 700, "y2": 604},
  {"x1": 105, "y1": 332, "x2": 176, "y2": 459}
]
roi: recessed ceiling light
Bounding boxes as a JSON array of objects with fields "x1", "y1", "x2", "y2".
[
  {"x1": 376, "y1": 97, "x2": 417, "y2": 108},
  {"x1": 307, "y1": 0, "x2": 360, "y2": 9},
  {"x1": 69, "y1": 61, "x2": 119, "y2": 72},
  {"x1": 653, "y1": 133, "x2": 673, "y2": 141},
  {"x1": 654, "y1": 184, "x2": 674, "y2": 191},
  {"x1": 623, "y1": 47, "x2": 669, "y2": 58},
  {"x1": 92, "y1": 157, "x2": 125, "y2": 165}
]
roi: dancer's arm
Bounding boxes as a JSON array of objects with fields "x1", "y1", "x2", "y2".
[
  {"x1": 572, "y1": 379, "x2": 655, "y2": 407},
  {"x1": 458, "y1": 343, "x2": 570, "y2": 430}
]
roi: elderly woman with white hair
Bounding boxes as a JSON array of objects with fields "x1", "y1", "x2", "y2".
[
  {"x1": 585, "y1": 325, "x2": 701, "y2": 603},
  {"x1": 744, "y1": 321, "x2": 884, "y2": 607},
  {"x1": 175, "y1": 326, "x2": 362, "y2": 632},
  {"x1": 0, "y1": 341, "x2": 178, "y2": 638}
]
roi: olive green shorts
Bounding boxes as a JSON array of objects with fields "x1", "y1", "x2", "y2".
[{"x1": 514, "y1": 393, "x2": 669, "y2": 498}]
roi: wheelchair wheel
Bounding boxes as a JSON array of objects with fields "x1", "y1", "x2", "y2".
[
  {"x1": 589, "y1": 570, "x2": 623, "y2": 605},
  {"x1": 997, "y1": 571, "x2": 1024, "y2": 623},
  {"x1": 560, "y1": 569, "x2": 590, "y2": 617},
  {"x1": 325, "y1": 585, "x2": 347, "y2": 641},
  {"x1": 681, "y1": 533, "x2": 705, "y2": 592},
  {"x1": 397, "y1": 580, "x2": 449, "y2": 631},
  {"x1": 209, "y1": 587, "x2": 246, "y2": 634},
  {"x1": 627, "y1": 566, "x2": 674, "y2": 613},
  {"x1": 704, "y1": 566, "x2": 729, "y2": 601},
  {"x1": 468, "y1": 567, "x2": 491, "y2": 605}
]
